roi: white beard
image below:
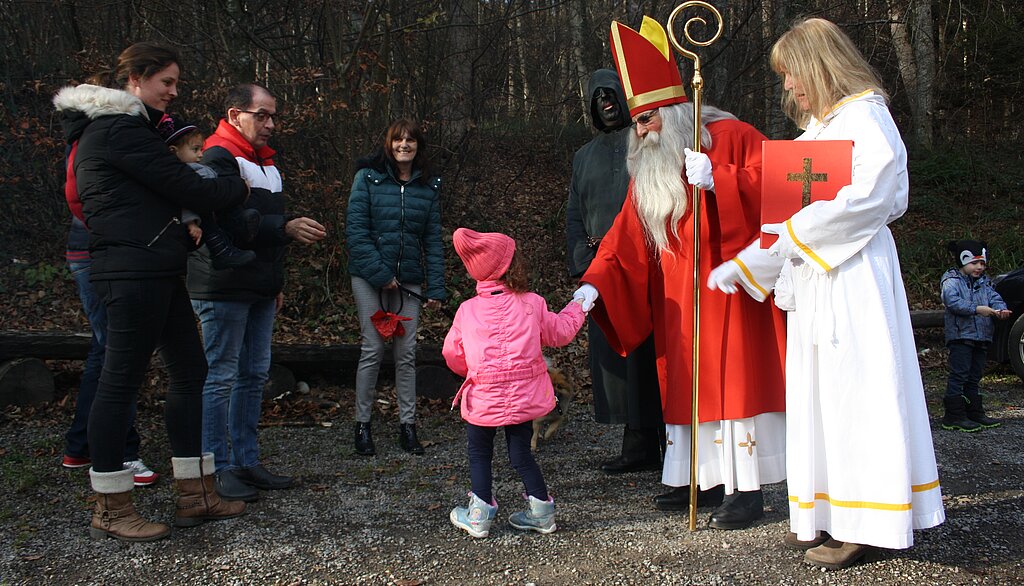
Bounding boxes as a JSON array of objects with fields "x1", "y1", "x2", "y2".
[{"x1": 627, "y1": 122, "x2": 688, "y2": 254}]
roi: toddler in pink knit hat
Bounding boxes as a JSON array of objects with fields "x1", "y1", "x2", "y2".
[{"x1": 444, "y1": 227, "x2": 586, "y2": 538}]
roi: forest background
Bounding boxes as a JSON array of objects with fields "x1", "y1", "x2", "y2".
[{"x1": 1, "y1": 0, "x2": 1022, "y2": 361}]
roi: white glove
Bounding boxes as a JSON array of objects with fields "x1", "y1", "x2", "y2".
[
  {"x1": 573, "y1": 283, "x2": 599, "y2": 312},
  {"x1": 684, "y1": 148, "x2": 715, "y2": 191},
  {"x1": 762, "y1": 222, "x2": 798, "y2": 259},
  {"x1": 707, "y1": 260, "x2": 742, "y2": 294}
]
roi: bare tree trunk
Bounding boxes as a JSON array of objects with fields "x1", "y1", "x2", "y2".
[
  {"x1": 515, "y1": 15, "x2": 531, "y2": 119},
  {"x1": 223, "y1": 0, "x2": 253, "y2": 82},
  {"x1": 911, "y1": 0, "x2": 936, "y2": 149},
  {"x1": 764, "y1": 0, "x2": 791, "y2": 138},
  {"x1": 570, "y1": 0, "x2": 590, "y2": 125},
  {"x1": 442, "y1": 0, "x2": 474, "y2": 139},
  {"x1": 888, "y1": 0, "x2": 935, "y2": 150}
]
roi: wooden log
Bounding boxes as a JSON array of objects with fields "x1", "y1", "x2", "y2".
[
  {"x1": 416, "y1": 364, "x2": 461, "y2": 400},
  {"x1": 0, "y1": 331, "x2": 448, "y2": 365},
  {"x1": 0, "y1": 309, "x2": 946, "y2": 371},
  {"x1": 0, "y1": 358, "x2": 55, "y2": 408}
]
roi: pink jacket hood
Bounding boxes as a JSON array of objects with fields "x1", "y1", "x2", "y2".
[{"x1": 442, "y1": 280, "x2": 585, "y2": 427}]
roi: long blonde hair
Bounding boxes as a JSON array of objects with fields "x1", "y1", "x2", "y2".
[{"x1": 770, "y1": 18, "x2": 887, "y2": 127}]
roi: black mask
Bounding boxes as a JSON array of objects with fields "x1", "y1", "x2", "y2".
[{"x1": 594, "y1": 87, "x2": 623, "y2": 129}]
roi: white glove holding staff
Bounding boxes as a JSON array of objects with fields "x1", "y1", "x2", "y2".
[
  {"x1": 684, "y1": 148, "x2": 715, "y2": 191},
  {"x1": 572, "y1": 283, "x2": 599, "y2": 312}
]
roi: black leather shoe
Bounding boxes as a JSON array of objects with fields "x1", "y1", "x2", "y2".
[
  {"x1": 215, "y1": 469, "x2": 259, "y2": 502},
  {"x1": 708, "y1": 489, "x2": 764, "y2": 530},
  {"x1": 654, "y1": 484, "x2": 724, "y2": 511},
  {"x1": 399, "y1": 423, "x2": 425, "y2": 455},
  {"x1": 600, "y1": 455, "x2": 662, "y2": 475},
  {"x1": 355, "y1": 422, "x2": 375, "y2": 456},
  {"x1": 235, "y1": 464, "x2": 294, "y2": 490}
]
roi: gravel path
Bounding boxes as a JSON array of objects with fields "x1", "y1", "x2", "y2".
[{"x1": 1, "y1": 359, "x2": 1022, "y2": 585}]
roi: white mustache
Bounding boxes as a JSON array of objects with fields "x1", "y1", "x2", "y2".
[{"x1": 637, "y1": 131, "x2": 660, "y2": 148}]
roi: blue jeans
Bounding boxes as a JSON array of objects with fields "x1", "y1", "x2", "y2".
[
  {"x1": 64, "y1": 259, "x2": 140, "y2": 460},
  {"x1": 192, "y1": 297, "x2": 276, "y2": 471},
  {"x1": 946, "y1": 340, "x2": 989, "y2": 400},
  {"x1": 466, "y1": 421, "x2": 548, "y2": 504}
]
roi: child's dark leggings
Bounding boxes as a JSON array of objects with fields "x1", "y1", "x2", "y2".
[{"x1": 466, "y1": 421, "x2": 548, "y2": 505}]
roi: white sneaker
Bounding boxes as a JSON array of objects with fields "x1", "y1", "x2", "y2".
[{"x1": 124, "y1": 459, "x2": 159, "y2": 487}]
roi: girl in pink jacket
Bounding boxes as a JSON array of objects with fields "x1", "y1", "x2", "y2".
[{"x1": 444, "y1": 228, "x2": 585, "y2": 538}]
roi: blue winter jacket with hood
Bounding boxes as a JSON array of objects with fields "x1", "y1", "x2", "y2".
[{"x1": 941, "y1": 268, "x2": 1007, "y2": 343}]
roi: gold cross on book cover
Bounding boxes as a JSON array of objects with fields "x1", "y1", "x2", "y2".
[{"x1": 760, "y1": 140, "x2": 853, "y2": 248}]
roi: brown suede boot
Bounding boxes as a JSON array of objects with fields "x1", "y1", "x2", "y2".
[
  {"x1": 89, "y1": 468, "x2": 170, "y2": 542},
  {"x1": 804, "y1": 538, "x2": 879, "y2": 569},
  {"x1": 784, "y1": 531, "x2": 830, "y2": 551},
  {"x1": 172, "y1": 453, "x2": 246, "y2": 528}
]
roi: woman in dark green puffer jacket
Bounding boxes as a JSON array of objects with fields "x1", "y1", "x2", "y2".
[{"x1": 345, "y1": 119, "x2": 446, "y2": 456}]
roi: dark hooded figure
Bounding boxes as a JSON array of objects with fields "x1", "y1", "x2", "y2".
[{"x1": 566, "y1": 69, "x2": 664, "y2": 478}]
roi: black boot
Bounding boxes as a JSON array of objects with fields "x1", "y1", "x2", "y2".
[
  {"x1": 965, "y1": 394, "x2": 1001, "y2": 428},
  {"x1": 205, "y1": 230, "x2": 256, "y2": 269},
  {"x1": 354, "y1": 422, "x2": 375, "y2": 456},
  {"x1": 942, "y1": 396, "x2": 982, "y2": 432},
  {"x1": 399, "y1": 423, "x2": 425, "y2": 455},
  {"x1": 654, "y1": 484, "x2": 725, "y2": 511},
  {"x1": 708, "y1": 489, "x2": 765, "y2": 530},
  {"x1": 601, "y1": 426, "x2": 662, "y2": 474}
]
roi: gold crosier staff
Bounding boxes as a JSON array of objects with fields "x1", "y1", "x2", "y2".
[{"x1": 665, "y1": 1, "x2": 724, "y2": 532}]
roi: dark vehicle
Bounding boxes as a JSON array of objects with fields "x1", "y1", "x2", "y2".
[{"x1": 990, "y1": 268, "x2": 1024, "y2": 382}]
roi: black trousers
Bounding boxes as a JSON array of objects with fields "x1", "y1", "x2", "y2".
[
  {"x1": 466, "y1": 421, "x2": 548, "y2": 504},
  {"x1": 88, "y1": 277, "x2": 207, "y2": 472}
]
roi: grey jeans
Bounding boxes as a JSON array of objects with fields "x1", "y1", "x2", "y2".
[{"x1": 351, "y1": 276, "x2": 422, "y2": 424}]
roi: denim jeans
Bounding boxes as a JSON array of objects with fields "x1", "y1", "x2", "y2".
[
  {"x1": 192, "y1": 297, "x2": 276, "y2": 471},
  {"x1": 64, "y1": 259, "x2": 141, "y2": 460},
  {"x1": 946, "y1": 340, "x2": 989, "y2": 399},
  {"x1": 89, "y1": 277, "x2": 207, "y2": 472},
  {"x1": 466, "y1": 421, "x2": 548, "y2": 504}
]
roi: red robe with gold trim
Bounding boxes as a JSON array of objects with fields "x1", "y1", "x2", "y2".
[{"x1": 583, "y1": 118, "x2": 786, "y2": 425}]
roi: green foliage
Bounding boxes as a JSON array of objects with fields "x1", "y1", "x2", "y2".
[
  {"x1": 14, "y1": 261, "x2": 67, "y2": 288},
  {"x1": 0, "y1": 450, "x2": 43, "y2": 494},
  {"x1": 900, "y1": 146, "x2": 1024, "y2": 306}
]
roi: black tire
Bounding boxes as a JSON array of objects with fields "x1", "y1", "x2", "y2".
[{"x1": 1008, "y1": 314, "x2": 1024, "y2": 384}]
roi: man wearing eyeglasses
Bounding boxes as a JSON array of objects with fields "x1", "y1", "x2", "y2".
[
  {"x1": 573, "y1": 17, "x2": 787, "y2": 530},
  {"x1": 187, "y1": 83, "x2": 326, "y2": 502}
]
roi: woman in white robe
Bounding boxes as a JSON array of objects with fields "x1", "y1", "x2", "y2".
[{"x1": 715, "y1": 17, "x2": 945, "y2": 570}]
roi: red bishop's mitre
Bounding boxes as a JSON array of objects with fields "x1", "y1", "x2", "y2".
[{"x1": 610, "y1": 15, "x2": 688, "y2": 118}]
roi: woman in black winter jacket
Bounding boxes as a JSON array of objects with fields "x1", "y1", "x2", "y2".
[{"x1": 53, "y1": 43, "x2": 248, "y2": 542}]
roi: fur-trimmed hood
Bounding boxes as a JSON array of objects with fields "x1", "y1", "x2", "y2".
[
  {"x1": 53, "y1": 84, "x2": 148, "y2": 119},
  {"x1": 53, "y1": 84, "x2": 149, "y2": 146}
]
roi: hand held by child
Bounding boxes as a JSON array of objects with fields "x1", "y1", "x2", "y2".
[{"x1": 572, "y1": 283, "x2": 598, "y2": 312}]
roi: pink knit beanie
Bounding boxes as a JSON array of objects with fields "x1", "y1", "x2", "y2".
[{"x1": 453, "y1": 227, "x2": 516, "y2": 282}]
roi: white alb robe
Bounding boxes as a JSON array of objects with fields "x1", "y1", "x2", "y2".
[
  {"x1": 663, "y1": 414, "x2": 787, "y2": 494},
  {"x1": 744, "y1": 91, "x2": 944, "y2": 549}
]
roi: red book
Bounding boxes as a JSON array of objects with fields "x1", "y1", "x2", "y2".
[{"x1": 760, "y1": 140, "x2": 853, "y2": 248}]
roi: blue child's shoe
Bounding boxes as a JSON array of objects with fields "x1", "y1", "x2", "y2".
[
  {"x1": 450, "y1": 492, "x2": 498, "y2": 538},
  {"x1": 508, "y1": 494, "x2": 556, "y2": 534}
]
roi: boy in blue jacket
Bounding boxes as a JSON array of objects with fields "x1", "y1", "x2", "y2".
[{"x1": 940, "y1": 240, "x2": 1011, "y2": 431}]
